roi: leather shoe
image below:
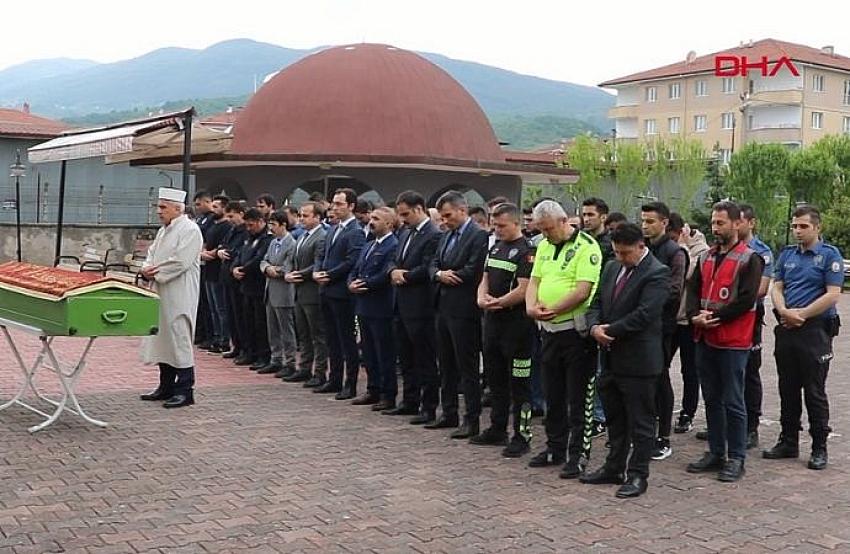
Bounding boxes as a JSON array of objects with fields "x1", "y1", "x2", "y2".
[
  {"x1": 424, "y1": 416, "x2": 459, "y2": 429},
  {"x1": 303, "y1": 376, "x2": 325, "y2": 388},
  {"x1": 163, "y1": 394, "x2": 194, "y2": 408},
  {"x1": 528, "y1": 449, "x2": 566, "y2": 468},
  {"x1": 686, "y1": 452, "x2": 726, "y2": 473},
  {"x1": 222, "y1": 350, "x2": 239, "y2": 359},
  {"x1": 450, "y1": 421, "x2": 479, "y2": 439},
  {"x1": 140, "y1": 388, "x2": 171, "y2": 401},
  {"x1": 315, "y1": 382, "x2": 341, "y2": 394},
  {"x1": 762, "y1": 438, "x2": 799, "y2": 459},
  {"x1": 580, "y1": 467, "x2": 624, "y2": 485},
  {"x1": 275, "y1": 367, "x2": 295, "y2": 379},
  {"x1": 372, "y1": 400, "x2": 395, "y2": 411},
  {"x1": 808, "y1": 447, "x2": 828, "y2": 470},
  {"x1": 234, "y1": 356, "x2": 255, "y2": 366},
  {"x1": 383, "y1": 404, "x2": 419, "y2": 416},
  {"x1": 351, "y1": 392, "x2": 380, "y2": 405},
  {"x1": 410, "y1": 412, "x2": 436, "y2": 425},
  {"x1": 284, "y1": 370, "x2": 311, "y2": 383},
  {"x1": 615, "y1": 476, "x2": 648, "y2": 498},
  {"x1": 257, "y1": 363, "x2": 283, "y2": 374},
  {"x1": 717, "y1": 458, "x2": 745, "y2": 482},
  {"x1": 559, "y1": 459, "x2": 586, "y2": 479},
  {"x1": 250, "y1": 360, "x2": 271, "y2": 371},
  {"x1": 335, "y1": 388, "x2": 355, "y2": 401}
]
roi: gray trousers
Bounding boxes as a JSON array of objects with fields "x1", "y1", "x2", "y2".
[
  {"x1": 295, "y1": 301, "x2": 328, "y2": 376},
  {"x1": 266, "y1": 304, "x2": 296, "y2": 369}
]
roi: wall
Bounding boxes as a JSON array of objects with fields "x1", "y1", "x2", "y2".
[{"x1": 0, "y1": 223, "x2": 158, "y2": 266}]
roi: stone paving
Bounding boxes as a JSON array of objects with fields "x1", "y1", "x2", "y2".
[{"x1": 1, "y1": 298, "x2": 850, "y2": 553}]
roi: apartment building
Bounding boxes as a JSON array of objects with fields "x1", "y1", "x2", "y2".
[{"x1": 599, "y1": 39, "x2": 850, "y2": 162}]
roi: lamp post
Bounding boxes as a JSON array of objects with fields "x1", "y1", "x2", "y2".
[{"x1": 9, "y1": 150, "x2": 25, "y2": 262}]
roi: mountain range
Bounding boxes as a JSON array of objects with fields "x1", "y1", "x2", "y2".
[{"x1": 0, "y1": 39, "x2": 614, "y2": 149}]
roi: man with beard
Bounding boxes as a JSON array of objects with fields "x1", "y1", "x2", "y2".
[
  {"x1": 199, "y1": 195, "x2": 232, "y2": 353},
  {"x1": 232, "y1": 208, "x2": 273, "y2": 368}
]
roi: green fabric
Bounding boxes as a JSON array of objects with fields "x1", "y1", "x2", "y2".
[{"x1": 530, "y1": 232, "x2": 602, "y2": 323}]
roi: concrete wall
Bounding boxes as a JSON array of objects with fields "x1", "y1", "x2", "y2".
[{"x1": 0, "y1": 223, "x2": 158, "y2": 266}]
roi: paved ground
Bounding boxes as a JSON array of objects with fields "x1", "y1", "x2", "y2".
[{"x1": 2, "y1": 298, "x2": 850, "y2": 553}]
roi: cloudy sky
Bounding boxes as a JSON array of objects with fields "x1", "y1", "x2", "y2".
[{"x1": 2, "y1": 0, "x2": 847, "y2": 86}]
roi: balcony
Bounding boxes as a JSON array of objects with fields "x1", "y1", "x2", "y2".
[
  {"x1": 608, "y1": 105, "x2": 639, "y2": 119},
  {"x1": 745, "y1": 126, "x2": 803, "y2": 143},
  {"x1": 748, "y1": 89, "x2": 803, "y2": 105}
]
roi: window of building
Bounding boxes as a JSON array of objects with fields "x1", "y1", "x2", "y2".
[
  {"x1": 812, "y1": 111, "x2": 823, "y2": 129},
  {"x1": 668, "y1": 83, "x2": 681, "y2": 99},
  {"x1": 844, "y1": 80, "x2": 850, "y2": 105},
  {"x1": 645, "y1": 119, "x2": 657, "y2": 135},
  {"x1": 694, "y1": 115, "x2": 707, "y2": 132},
  {"x1": 843, "y1": 116, "x2": 850, "y2": 135},
  {"x1": 645, "y1": 86, "x2": 657, "y2": 103},
  {"x1": 722, "y1": 78, "x2": 736, "y2": 94},
  {"x1": 668, "y1": 117, "x2": 680, "y2": 134},
  {"x1": 695, "y1": 80, "x2": 707, "y2": 97},
  {"x1": 812, "y1": 74, "x2": 825, "y2": 92},
  {"x1": 721, "y1": 112, "x2": 735, "y2": 130},
  {"x1": 748, "y1": 115, "x2": 755, "y2": 130}
]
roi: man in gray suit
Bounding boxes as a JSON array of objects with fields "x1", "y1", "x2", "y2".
[
  {"x1": 284, "y1": 202, "x2": 329, "y2": 385},
  {"x1": 259, "y1": 211, "x2": 297, "y2": 377}
]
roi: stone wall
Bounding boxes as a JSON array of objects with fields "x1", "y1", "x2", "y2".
[{"x1": 0, "y1": 223, "x2": 159, "y2": 266}]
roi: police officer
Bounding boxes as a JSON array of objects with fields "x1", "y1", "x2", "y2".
[
  {"x1": 763, "y1": 205, "x2": 842, "y2": 470},
  {"x1": 738, "y1": 204, "x2": 773, "y2": 449},
  {"x1": 470, "y1": 203, "x2": 536, "y2": 458}
]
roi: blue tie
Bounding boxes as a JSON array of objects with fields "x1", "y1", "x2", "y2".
[{"x1": 445, "y1": 231, "x2": 459, "y2": 256}]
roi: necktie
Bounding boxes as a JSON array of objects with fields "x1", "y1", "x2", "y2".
[
  {"x1": 444, "y1": 231, "x2": 459, "y2": 257},
  {"x1": 331, "y1": 223, "x2": 344, "y2": 245},
  {"x1": 613, "y1": 266, "x2": 635, "y2": 300},
  {"x1": 364, "y1": 241, "x2": 377, "y2": 260},
  {"x1": 402, "y1": 228, "x2": 418, "y2": 260},
  {"x1": 295, "y1": 233, "x2": 307, "y2": 257}
]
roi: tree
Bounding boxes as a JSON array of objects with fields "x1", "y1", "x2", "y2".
[
  {"x1": 787, "y1": 148, "x2": 839, "y2": 208},
  {"x1": 822, "y1": 194, "x2": 850, "y2": 257},
  {"x1": 609, "y1": 141, "x2": 649, "y2": 212},
  {"x1": 565, "y1": 133, "x2": 608, "y2": 200}
]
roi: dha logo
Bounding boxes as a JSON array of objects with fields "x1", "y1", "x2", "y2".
[{"x1": 714, "y1": 55, "x2": 800, "y2": 77}]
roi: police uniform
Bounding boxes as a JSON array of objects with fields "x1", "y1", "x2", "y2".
[
  {"x1": 745, "y1": 236, "x2": 773, "y2": 437},
  {"x1": 530, "y1": 229, "x2": 602, "y2": 472},
  {"x1": 771, "y1": 240, "x2": 843, "y2": 456},
  {"x1": 479, "y1": 236, "x2": 536, "y2": 449}
]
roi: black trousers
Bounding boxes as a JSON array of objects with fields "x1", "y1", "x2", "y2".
[
  {"x1": 674, "y1": 324, "x2": 700, "y2": 419},
  {"x1": 157, "y1": 363, "x2": 195, "y2": 396},
  {"x1": 483, "y1": 314, "x2": 533, "y2": 439},
  {"x1": 243, "y1": 293, "x2": 270, "y2": 362},
  {"x1": 436, "y1": 314, "x2": 481, "y2": 422},
  {"x1": 195, "y1": 273, "x2": 212, "y2": 343},
  {"x1": 540, "y1": 328, "x2": 593, "y2": 461},
  {"x1": 599, "y1": 371, "x2": 656, "y2": 479},
  {"x1": 774, "y1": 320, "x2": 834, "y2": 445},
  {"x1": 655, "y1": 332, "x2": 675, "y2": 438},
  {"x1": 360, "y1": 316, "x2": 396, "y2": 399},
  {"x1": 225, "y1": 280, "x2": 245, "y2": 354},
  {"x1": 322, "y1": 296, "x2": 360, "y2": 391},
  {"x1": 397, "y1": 316, "x2": 439, "y2": 413},
  {"x1": 745, "y1": 313, "x2": 765, "y2": 432}
]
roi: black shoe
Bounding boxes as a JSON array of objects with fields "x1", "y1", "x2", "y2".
[
  {"x1": 696, "y1": 429, "x2": 709, "y2": 441},
  {"x1": 222, "y1": 350, "x2": 239, "y2": 359},
  {"x1": 382, "y1": 404, "x2": 419, "y2": 416},
  {"x1": 351, "y1": 392, "x2": 379, "y2": 405},
  {"x1": 502, "y1": 436, "x2": 531, "y2": 458},
  {"x1": 718, "y1": 458, "x2": 745, "y2": 482},
  {"x1": 275, "y1": 367, "x2": 296, "y2": 379},
  {"x1": 163, "y1": 393, "x2": 194, "y2": 408},
  {"x1": 451, "y1": 421, "x2": 479, "y2": 439},
  {"x1": 746, "y1": 430, "x2": 759, "y2": 450},
  {"x1": 559, "y1": 459, "x2": 586, "y2": 479},
  {"x1": 315, "y1": 382, "x2": 342, "y2": 394},
  {"x1": 674, "y1": 414, "x2": 694, "y2": 434},
  {"x1": 528, "y1": 449, "x2": 566, "y2": 468},
  {"x1": 303, "y1": 376, "x2": 325, "y2": 388},
  {"x1": 372, "y1": 400, "x2": 395, "y2": 411},
  {"x1": 251, "y1": 360, "x2": 271, "y2": 371},
  {"x1": 234, "y1": 356, "x2": 255, "y2": 366},
  {"x1": 762, "y1": 436, "x2": 799, "y2": 459},
  {"x1": 589, "y1": 420, "x2": 607, "y2": 439},
  {"x1": 257, "y1": 363, "x2": 283, "y2": 374},
  {"x1": 140, "y1": 388, "x2": 171, "y2": 401},
  {"x1": 335, "y1": 388, "x2": 356, "y2": 401},
  {"x1": 424, "y1": 416, "x2": 459, "y2": 429},
  {"x1": 580, "y1": 467, "x2": 624, "y2": 485},
  {"x1": 686, "y1": 452, "x2": 726, "y2": 473},
  {"x1": 284, "y1": 370, "x2": 311, "y2": 383},
  {"x1": 808, "y1": 447, "x2": 828, "y2": 470},
  {"x1": 207, "y1": 344, "x2": 227, "y2": 354},
  {"x1": 410, "y1": 412, "x2": 436, "y2": 425},
  {"x1": 650, "y1": 438, "x2": 672, "y2": 461},
  {"x1": 197, "y1": 342, "x2": 213, "y2": 350},
  {"x1": 469, "y1": 427, "x2": 508, "y2": 446},
  {"x1": 615, "y1": 476, "x2": 648, "y2": 498}
]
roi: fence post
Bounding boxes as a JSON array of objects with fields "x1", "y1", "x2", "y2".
[{"x1": 97, "y1": 185, "x2": 104, "y2": 224}]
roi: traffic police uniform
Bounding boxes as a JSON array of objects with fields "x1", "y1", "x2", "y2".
[
  {"x1": 745, "y1": 236, "x2": 773, "y2": 438},
  {"x1": 771, "y1": 240, "x2": 842, "y2": 457},
  {"x1": 479, "y1": 236, "x2": 536, "y2": 453}
]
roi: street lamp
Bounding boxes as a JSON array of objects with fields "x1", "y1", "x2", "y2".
[{"x1": 9, "y1": 150, "x2": 25, "y2": 262}]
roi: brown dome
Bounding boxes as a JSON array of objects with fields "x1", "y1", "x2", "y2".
[{"x1": 231, "y1": 44, "x2": 505, "y2": 163}]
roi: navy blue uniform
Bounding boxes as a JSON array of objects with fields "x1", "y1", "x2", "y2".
[{"x1": 744, "y1": 235, "x2": 773, "y2": 434}]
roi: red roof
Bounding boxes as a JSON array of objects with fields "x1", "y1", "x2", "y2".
[
  {"x1": 503, "y1": 150, "x2": 559, "y2": 165},
  {"x1": 232, "y1": 44, "x2": 505, "y2": 163},
  {"x1": 201, "y1": 108, "x2": 242, "y2": 126},
  {"x1": 600, "y1": 39, "x2": 850, "y2": 87},
  {"x1": 0, "y1": 107, "x2": 67, "y2": 138}
]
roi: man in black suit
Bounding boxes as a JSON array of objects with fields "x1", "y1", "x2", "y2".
[
  {"x1": 314, "y1": 188, "x2": 366, "y2": 400},
  {"x1": 388, "y1": 191, "x2": 442, "y2": 422},
  {"x1": 426, "y1": 190, "x2": 489, "y2": 438},
  {"x1": 581, "y1": 223, "x2": 670, "y2": 498},
  {"x1": 231, "y1": 208, "x2": 273, "y2": 368},
  {"x1": 284, "y1": 201, "x2": 328, "y2": 384}
]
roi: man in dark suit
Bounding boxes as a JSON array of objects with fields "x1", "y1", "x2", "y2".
[
  {"x1": 426, "y1": 190, "x2": 489, "y2": 438},
  {"x1": 231, "y1": 208, "x2": 273, "y2": 368},
  {"x1": 284, "y1": 201, "x2": 328, "y2": 384},
  {"x1": 314, "y1": 188, "x2": 366, "y2": 400},
  {"x1": 388, "y1": 191, "x2": 442, "y2": 422},
  {"x1": 348, "y1": 207, "x2": 399, "y2": 409},
  {"x1": 581, "y1": 223, "x2": 670, "y2": 498}
]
